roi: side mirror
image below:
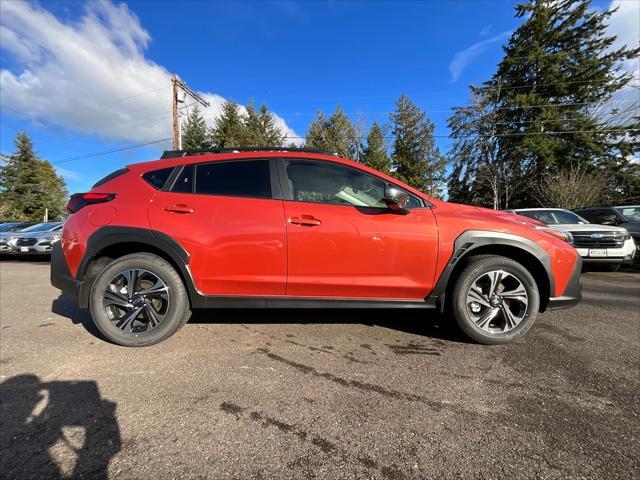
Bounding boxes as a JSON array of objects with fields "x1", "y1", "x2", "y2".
[{"x1": 383, "y1": 187, "x2": 410, "y2": 214}]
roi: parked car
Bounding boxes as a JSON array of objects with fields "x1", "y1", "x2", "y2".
[
  {"x1": 11, "y1": 222, "x2": 64, "y2": 256},
  {"x1": 574, "y1": 206, "x2": 640, "y2": 261},
  {"x1": 0, "y1": 222, "x2": 38, "y2": 254},
  {"x1": 509, "y1": 208, "x2": 636, "y2": 269},
  {"x1": 51, "y1": 148, "x2": 582, "y2": 347}
]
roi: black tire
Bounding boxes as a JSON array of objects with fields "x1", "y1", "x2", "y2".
[
  {"x1": 450, "y1": 255, "x2": 540, "y2": 345},
  {"x1": 89, "y1": 253, "x2": 191, "y2": 347}
]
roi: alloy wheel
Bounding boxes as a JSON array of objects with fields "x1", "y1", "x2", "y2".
[
  {"x1": 102, "y1": 269, "x2": 170, "y2": 334},
  {"x1": 465, "y1": 270, "x2": 529, "y2": 334}
]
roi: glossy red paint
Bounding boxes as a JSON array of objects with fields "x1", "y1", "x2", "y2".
[{"x1": 60, "y1": 151, "x2": 580, "y2": 302}]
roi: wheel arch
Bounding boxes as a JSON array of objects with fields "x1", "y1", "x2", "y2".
[
  {"x1": 76, "y1": 227, "x2": 197, "y2": 308},
  {"x1": 429, "y1": 230, "x2": 554, "y2": 312}
]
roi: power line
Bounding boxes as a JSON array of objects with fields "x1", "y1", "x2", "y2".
[{"x1": 52, "y1": 138, "x2": 171, "y2": 165}]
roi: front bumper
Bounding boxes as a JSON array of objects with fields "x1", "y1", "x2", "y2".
[
  {"x1": 15, "y1": 238, "x2": 58, "y2": 255},
  {"x1": 575, "y1": 238, "x2": 636, "y2": 264},
  {"x1": 547, "y1": 255, "x2": 582, "y2": 310}
]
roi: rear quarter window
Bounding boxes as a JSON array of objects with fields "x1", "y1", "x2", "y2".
[{"x1": 142, "y1": 167, "x2": 174, "y2": 190}]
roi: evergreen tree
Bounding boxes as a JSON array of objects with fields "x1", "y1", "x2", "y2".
[
  {"x1": 448, "y1": 0, "x2": 639, "y2": 207},
  {"x1": 361, "y1": 122, "x2": 390, "y2": 173},
  {"x1": 0, "y1": 132, "x2": 68, "y2": 221},
  {"x1": 305, "y1": 106, "x2": 358, "y2": 158},
  {"x1": 243, "y1": 101, "x2": 286, "y2": 147},
  {"x1": 390, "y1": 95, "x2": 446, "y2": 196},
  {"x1": 210, "y1": 100, "x2": 245, "y2": 148},
  {"x1": 181, "y1": 106, "x2": 211, "y2": 150}
]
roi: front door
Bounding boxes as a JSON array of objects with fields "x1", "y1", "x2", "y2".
[
  {"x1": 280, "y1": 158, "x2": 438, "y2": 299},
  {"x1": 148, "y1": 159, "x2": 287, "y2": 296}
]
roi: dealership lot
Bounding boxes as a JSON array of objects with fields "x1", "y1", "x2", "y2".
[{"x1": 0, "y1": 260, "x2": 638, "y2": 479}]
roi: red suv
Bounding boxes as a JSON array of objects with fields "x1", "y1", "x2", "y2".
[{"x1": 51, "y1": 148, "x2": 581, "y2": 347}]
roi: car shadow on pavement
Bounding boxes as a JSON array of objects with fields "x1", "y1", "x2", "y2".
[
  {"x1": 51, "y1": 293, "x2": 110, "y2": 342},
  {"x1": 51, "y1": 293, "x2": 470, "y2": 344},
  {"x1": 0, "y1": 374, "x2": 121, "y2": 479},
  {"x1": 189, "y1": 308, "x2": 472, "y2": 343}
]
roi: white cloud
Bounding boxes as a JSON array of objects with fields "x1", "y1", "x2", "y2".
[
  {"x1": 479, "y1": 25, "x2": 492, "y2": 36},
  {"x1": 0, "y1": 1, "x2": 299, "y2": 146},
  {"x1": 55, "y1": 167, "x2": 81, "y2": 181},
  {"x1": 448, "y1": 31, "x2": 511, "y2": 82}
]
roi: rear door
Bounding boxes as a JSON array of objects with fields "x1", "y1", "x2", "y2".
[
  {"x1": 278, "y1": 158, "x2": 439, "y2": 299},
  {"x1": 147, "y1": 158, "x2": 287, "y2": 295}
]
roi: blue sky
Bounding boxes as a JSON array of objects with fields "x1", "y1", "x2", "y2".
[{"x1": 0, "y1": 0, "x2": 636, "y2": 193}]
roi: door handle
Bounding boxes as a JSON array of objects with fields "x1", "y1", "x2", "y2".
[
  {"x1": 289, "y1": 215, "x2": 321, "y2": 226},
  {"x1": 164, "y1": 204, "x2": 194, "y2": 214}
]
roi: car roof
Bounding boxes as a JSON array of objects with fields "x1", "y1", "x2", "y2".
[{"x1": 125, "y1": 150, "x2": 432, "y2": 203}]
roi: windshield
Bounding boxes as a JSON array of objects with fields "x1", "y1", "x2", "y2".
[
  {"x1": 519, "y1": 210, "x2": 587, "y2": 225},
  {"x1": 616, "y1": 207, "x2": 640, "y2": 222},
  {"x1": 0, "y1": 223, "x2": 20, "y2": 232},
  {"x1": 20, "y1": 223, "x2": 61, "y2": 233}
]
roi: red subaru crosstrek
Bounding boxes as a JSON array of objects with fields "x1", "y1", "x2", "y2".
[{"x1": 51, "y1": 148, "x2": 581, "y2": 347}]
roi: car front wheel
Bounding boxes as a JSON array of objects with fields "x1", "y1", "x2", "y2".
[
  {"x1": 89, "y1": 253, "x2": 191, "y2": 347},
  {"x1": 450, "y1": 255, "x2": 540, "y2": 345}
]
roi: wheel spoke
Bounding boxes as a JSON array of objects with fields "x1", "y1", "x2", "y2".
[
  {"x1": 103, "y1": 291, "x2": 132, "y2": 309},
  {"x1": 136, "y1": 279, "x2": 168, "y2": 297},
  {"x1": 467, "y1": 287, "x2": 491, "y2": 308},
  {"x1": 488, "y1": 270, "x2": 504, "y2": 297},
  {"x1": 114, "y1": 306, "x2": 143, "y2": 333},
  {"x1": 474, "y1": 307, "x2": 500, "y2": 331},
  {"x1": 124, "y1": 269, "x2": 140, "y2": 298},
  {"x1": 144, "y1": 300, "x2": 164, "y2": 329},
  {"x1": 501, "y1": 303, "x2": 522, "y2": 330}
]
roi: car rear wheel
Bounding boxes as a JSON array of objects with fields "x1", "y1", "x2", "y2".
[
  {"x1": 450, "y1": 255, "x2": 540, "y2": 345},
  {"x1": 89, "y1": 253, "x2": 191, "y2": 347}
]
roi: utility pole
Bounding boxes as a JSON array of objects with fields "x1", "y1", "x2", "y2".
[{"x1": 171, "y1": 75, "x2": 210, "y2": 150}]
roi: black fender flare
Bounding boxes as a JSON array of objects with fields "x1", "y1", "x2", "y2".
[
  {"x1": 76, "y1": 226, "x2": 196, "y2": 307},
  {"x1": 427, "y1": 230, "x2": 555, "y2": 311}
]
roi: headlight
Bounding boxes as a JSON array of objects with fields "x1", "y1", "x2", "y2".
[{"x1": 535, "y1": 226, "x2": 573, "y2": 244}]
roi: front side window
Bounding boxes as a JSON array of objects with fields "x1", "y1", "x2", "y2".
[
  {"x1": 195, "y1": 160, "x2": 271, "y2": 198},
  {"x1": 581, "y1": 209, "x2": 619, "y2": 225},
  {"x1": 616, "y1": 207, "x2": 640, "y2": 222},
  {"x1": 284, "y1": 159, "x2": 422, "y2": 209}
]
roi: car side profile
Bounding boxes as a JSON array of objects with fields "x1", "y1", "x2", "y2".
[{"x1": 51, "y1": 148, "x2": 582, "y2": 347}]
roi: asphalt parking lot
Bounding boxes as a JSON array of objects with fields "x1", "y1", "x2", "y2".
[{"x1": 0, "y1": 259, "x2": 638, "y2": 480}]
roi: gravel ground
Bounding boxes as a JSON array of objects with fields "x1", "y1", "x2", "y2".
[{"x1": 0, "y1": 259, "x2": 638, "y2": 479}]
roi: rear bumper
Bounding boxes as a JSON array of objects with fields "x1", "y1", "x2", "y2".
[
  {"x1": 50, "y1": 242, "x2": 86, "y2": 305},
  {"x1": 547, "y1": 256, "x2": 582, "y2": 310}
]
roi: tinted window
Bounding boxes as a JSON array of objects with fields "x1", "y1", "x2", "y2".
[
  {"x1": 617, "y1": 207, "x2": 640, "y2": 221},
  {"x1": 580, "y1": 209, "x2": 620, "y2": 225},
  {"x1": 142, "y1": 167, "x2": 173, "y2": 190},
  {"x1": 171, "y1": 165, "x2": 194, "y2": 193},
  {"x1": 284, "y1": 159, "x2": 422, "y2": 209},
  {"x1": 195, "y1": 160, "x2": 271, "y2": 198}
]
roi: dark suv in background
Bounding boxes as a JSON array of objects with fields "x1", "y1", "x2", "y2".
[{"x1": 574, "y1": 206, "x2": 640, "y2": 261}]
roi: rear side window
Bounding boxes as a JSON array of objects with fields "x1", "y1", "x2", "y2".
[
  {"x1": 171, "y1": 165, "x2": 194, "y2": 193},
  {"x1": 142, "y1": 167, "x2": 173, "y2": 190},
  {"x1": 195, "y1": 160, "x2": 271, "y2": 198},
  {"x1": 92, "y1": 168, "x2": 129, "y2": 188}
]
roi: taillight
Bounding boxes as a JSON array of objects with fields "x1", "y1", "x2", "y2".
[{"x1": 67, "y1": 192, "x2": 116, "y2": 213}]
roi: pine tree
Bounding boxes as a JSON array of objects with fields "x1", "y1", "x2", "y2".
[
  {"x1": 361, "y1": 122, "x2": 390, "y2": 173},
  {"x1": 243, "y1": 101, "x2": 286, "y2": 147},
  {"x1": 181, "y1": 106, "x2": 211, "y2": 150},
  {"x1": 0, "y1": 132, "x2": 68, "y2": 221},
  {"x1": 210, "y1": 100, "x2": 245, "y2": 148},
  {"x1": 305, "y1": 106, "x2": 358, "y2": 158},
  {"x1": 390, "y1": 95, "x2": 446, "y2": 196},
  {"x1": 493, "y1": 0, "x2": 639, "y2": 206}
]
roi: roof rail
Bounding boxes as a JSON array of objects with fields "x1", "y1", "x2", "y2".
[{"x1": 160, "y1": 146, "x2": 336, "y2": 159}]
